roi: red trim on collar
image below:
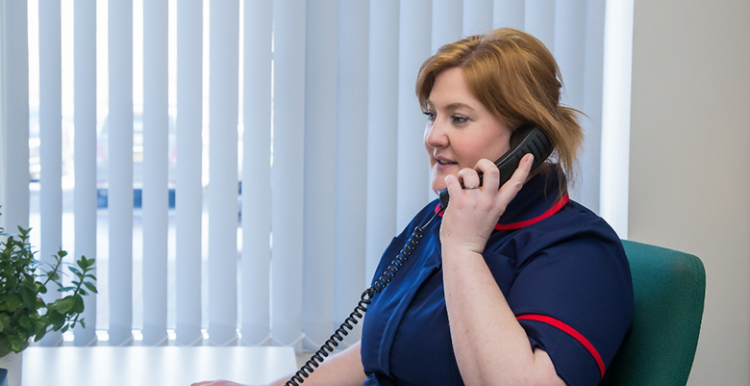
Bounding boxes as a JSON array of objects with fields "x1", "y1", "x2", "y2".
[
  {"x1": 494, "y1": 193, "x2": 568, "y2": 230},
  {"x1": 434, "y1": 193, "x2": 569, "y2": 231},
  {"x1": 517, "y1": 314, "x2": 605, "y2": 379}
]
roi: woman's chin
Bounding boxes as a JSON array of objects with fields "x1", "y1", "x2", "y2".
[
  {"x1": 431, "y1": 166, "x2": 457, "y2": 193},
  {"x1": 431, "y1": 180, "x2": 447, "y2": 194}
]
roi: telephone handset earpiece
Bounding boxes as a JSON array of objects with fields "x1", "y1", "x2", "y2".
[{"x1": 438, "y1": 125, "x2": 554, "y2": 210}]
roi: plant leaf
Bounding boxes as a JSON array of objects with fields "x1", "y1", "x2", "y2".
[
  {"x1": 20, "y1": 286, "x2": 36, "y2": 309},
  {"x1": 54, "y1": 297, "x2": 75, "y2": 314},
  {"x1": 68, "y1": 266, "x2": 82, "y2": 277},
  {"x1": 73, "y1": 295, "x2": 85, "y2": 313},
  {"x1": 84, "y1": 281, "x2": 98, "y2": 294},
  {"x1": 5, "y1": 294, "x2": 23, "y2": 312},
  {"x1": 34, "y1": 329, "x2": 46, "y2": 342}
]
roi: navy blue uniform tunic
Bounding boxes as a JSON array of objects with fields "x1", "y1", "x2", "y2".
[{"x1": 360, "y1": 168, "x2": 634, "y2": 386}]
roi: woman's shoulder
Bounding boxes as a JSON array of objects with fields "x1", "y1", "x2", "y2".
[
  {"x1": 487, "y1": 197, "x2": 627, "y2": 267},
  {"x1": 552, "y1": 199, "x2": 623, "y2": 246}
]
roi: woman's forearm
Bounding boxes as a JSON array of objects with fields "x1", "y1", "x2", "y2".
[
  {"x1": 442, "y1": 247, "x2": 563, "y2": 386},
  {"x1": 268, "y1": 342, "x2": 367, "y2": 386}
]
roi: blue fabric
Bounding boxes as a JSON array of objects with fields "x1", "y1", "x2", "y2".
[{"x1": 361, "y1": 167, "x2": 634, "y2": 386}]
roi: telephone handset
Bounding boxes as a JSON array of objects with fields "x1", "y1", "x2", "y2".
[
  {"x1": 438, "y1": 124, "x2": 554, "y2": 210},
  {"x1": 284, "y1": 125, "x2": 553, "y2": 386}
]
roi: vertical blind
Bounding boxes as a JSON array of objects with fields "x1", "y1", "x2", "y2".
[
  {"x1": 1, "y1": 0, "x2": 607, "y2": 350},
  {"x1": 72, "y1": 0, "x2": 98, "y2": 347},
  {"x1": 142, "y1": 0, "x2": 169, "y2": 346},
  {"x1": 300, "y1": 0, "x2": 336, "y2": 351},
  {"x1": 38, "y1": 0, "x2": 63, "y2": 348},
  {"x1": 174, "y1": 0, "x2": 204, "y2": 347},
  {"x1": 107, "y1": 0, "x2": 135, "y2": 346}
]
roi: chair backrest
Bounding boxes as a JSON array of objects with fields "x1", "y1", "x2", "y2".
[{"x1": 601, "y1": 240, "x2": 706, "y2": 386}]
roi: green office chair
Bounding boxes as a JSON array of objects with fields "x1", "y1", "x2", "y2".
[{"x1": 602, "y1": 240, "x2": 706, "y2": 386}]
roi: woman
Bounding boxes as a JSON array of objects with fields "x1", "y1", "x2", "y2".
[{"x1": 195, "y1": 27, "x2": 633, "y2": 386}]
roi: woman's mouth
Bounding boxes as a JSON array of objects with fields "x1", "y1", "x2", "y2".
[{"x1": 434, "y1": 157, "x2": 458, "y2": 171}]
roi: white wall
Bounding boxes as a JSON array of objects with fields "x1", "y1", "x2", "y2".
[{"x1": 628, "y1": 1, "x2": 750, "y2": 384}]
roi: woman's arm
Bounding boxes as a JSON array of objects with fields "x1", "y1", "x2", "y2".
[
  {"x1": 440, "y1": 155, "x2": 565, "y2": 386},
  {"x1": 442, "y1": 246, "x2": 564, "y2": 386},
  {"x1": 192, "y1": 341, "x2": 367, "y2": 386}
]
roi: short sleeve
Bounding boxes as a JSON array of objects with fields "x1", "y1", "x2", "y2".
[{"x1": 503, "y1": 234, "x2": 633, "y2": 386}]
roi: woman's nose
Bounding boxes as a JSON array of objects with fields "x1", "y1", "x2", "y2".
[{"x1": 425, "y1": 119, "x2": 448, "y2": 148}]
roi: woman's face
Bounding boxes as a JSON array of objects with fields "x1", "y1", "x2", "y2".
[{"x1": 423, "y1": 67, "x2": 513, "y2": 193}]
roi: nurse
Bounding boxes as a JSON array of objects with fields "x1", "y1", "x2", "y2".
[{"x1": 195, "y1": 28, "x2": 633, "y2": 386}]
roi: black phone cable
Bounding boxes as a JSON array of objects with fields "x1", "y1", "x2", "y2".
[{"x1": 284, "y1": 210, "x2": 440, "y2": 386}]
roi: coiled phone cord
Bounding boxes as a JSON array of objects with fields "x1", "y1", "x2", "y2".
[{"x1": 283, "y1": 210, "x2": 440, "y2": 386}]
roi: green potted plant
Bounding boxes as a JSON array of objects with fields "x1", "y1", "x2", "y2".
[{"x1": 0, "y1": 216, "x2": 96, "y2": 385}]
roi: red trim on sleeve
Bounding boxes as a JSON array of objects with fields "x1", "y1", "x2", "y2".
[{"x1": 517, "y1": 313, "x2": 605, "y2": 379}]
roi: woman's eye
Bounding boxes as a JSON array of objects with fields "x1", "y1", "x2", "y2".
[
  {"x1": 451, "y1": 115, "x2": 469, "y2": 124},
  {"x1": 423, "y1": 111, "x2": 436, "y2": 122}
]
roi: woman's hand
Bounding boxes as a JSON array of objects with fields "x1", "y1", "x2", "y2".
[{"x1": 440, "y1": 153, "x2": 534, "y2": 255}]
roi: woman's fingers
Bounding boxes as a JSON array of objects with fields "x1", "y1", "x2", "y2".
[
  {"x1": 495, "y1": 153, "x2": 533, "y2": 205},
  {"x1": 444, "y1": 173, "x2": 463, "y2": 200},
  {"x1": 473, "y1": 159, "x2": 500, "y2": 191},
  {"x1": 444, "y1": 167, "x2": 480, "y2": 200},
  {"x1": 446, "y1": 154, "x2": 533, "y2": 208},
  {"x1": 457, "y1": 167, "x2": 481, "y2": 189}
]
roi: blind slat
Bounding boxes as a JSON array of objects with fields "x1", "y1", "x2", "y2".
[
  {"x1": 240, "y1": 0, "x2": 272, "y2": 346},
  {"x1": 142, "y1": 0, "x2": 169, "y2": 346},
  {"x1": 553, "y1": 0, "x2": 587, "y2": 204},
  {"x1": 553, "y1": 0, "x2": 586, "y2": 113},
  {"x1": 464, "y1": 0, "x2": 494, "y2": 36},
  {"x1": 271, "y1": 0, "x2": 306, "y2": 351},
  {"x1": 175, "y1": 0, "x2": 204, "y2": 346},
  {"x1": 493, "y1": 0, "x2": 525, "y2": 30},
  {"x1": 396, "y1": 0, "x2": 432, "y2": 230},
  {"x1": 207, "y1": 0, "x2": 240, "y2": 346},
  {"x1": 301, "y1": 0, "x2": 337, "y2": 350},
  {"x1": 524, "y1": 0, "x2": 556, "y2": 51},
  {"x1": 39, "y1": 0, "x2": 63, "y2": 347},
  {"x1": 365, "y1": 0, "x2": 399, "y2": 289},
  {"x1": 432, "y1": 0, "x2": 463, "y2": 51},
  {"x1": 1, "y1": 0, "x2": 30, "y2": 232},
  {"x1": 73, "y1": 0, "x2": 98, "y2": 347},
  {"x1": 333, "y1": 0, "x2": 369, "y2": 345},
  {"x1": 108, "y1": 0, "x2": 135, "y2": 346},
  {"x1": 578, "y1": 0, "x2": 606, "y2": 213}
]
